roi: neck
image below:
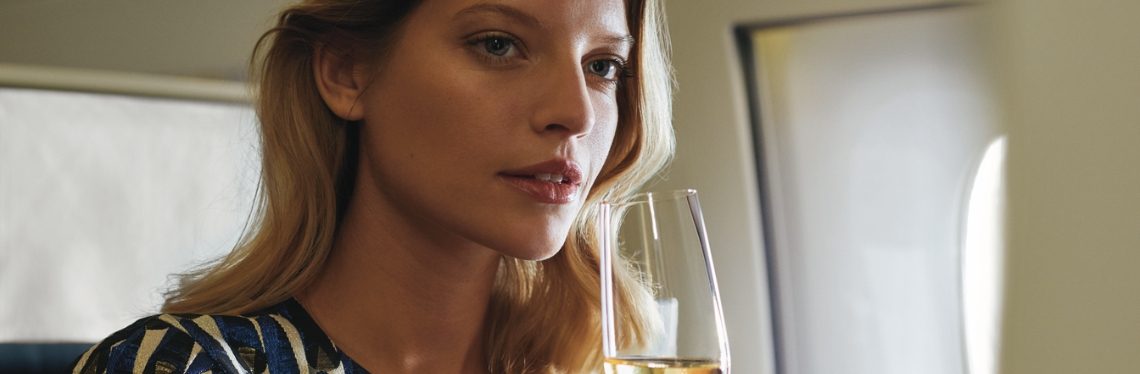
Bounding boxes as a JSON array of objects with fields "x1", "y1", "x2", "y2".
[{"x1": 299, "y1": 181, "x2": 501, "y2": 374}]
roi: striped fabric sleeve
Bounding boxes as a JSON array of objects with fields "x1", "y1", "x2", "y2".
[{"x1": 71, "y1": 315, "x2": 223, "y2": 374}]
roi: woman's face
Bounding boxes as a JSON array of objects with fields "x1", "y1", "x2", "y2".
[{"x1": 355, "y1": 0, "x2": 631, "y2": 260}]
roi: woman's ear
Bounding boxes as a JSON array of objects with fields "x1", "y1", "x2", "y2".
[{"x1": 313, "y1": 44, "x2": 367, "y2": 121}]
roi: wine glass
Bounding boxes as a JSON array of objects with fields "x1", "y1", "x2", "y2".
[{"x1": 600, "y1": 189, "x2": 730, "y2": 373}]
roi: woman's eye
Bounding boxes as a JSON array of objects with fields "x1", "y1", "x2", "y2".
[
  {"x1": 483, "y1": 37, "x2": 514, "y2": 56},
  {"x1": 468, "y1": 34, "x2": 520, "y2": 59},
  {"x1": 586, "y1": 59, "x2": 625, "y2": 81}
]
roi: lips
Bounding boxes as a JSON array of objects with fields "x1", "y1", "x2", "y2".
[{"x1": 499, "y1": 159, "x2": 584, "y2": 204}]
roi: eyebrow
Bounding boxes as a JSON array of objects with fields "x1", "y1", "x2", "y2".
[
  {"x1": 454, "y1": 3, "x2": 544, "y2": 29},
  {"x1": 454, "y1": 3, "x2": 636, "y2": 49},
  {"x1": 602, "y1": 34, "x2": 636, "y2": 51}
]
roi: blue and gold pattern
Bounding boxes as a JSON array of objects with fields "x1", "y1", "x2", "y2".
[{"x1": 72, "y1": 299, "x2": 365, "y2": 373}]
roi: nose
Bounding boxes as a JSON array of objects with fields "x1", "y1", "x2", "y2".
[{"x1": 530, "y1": 61, "x2": 595, "y2": 138}]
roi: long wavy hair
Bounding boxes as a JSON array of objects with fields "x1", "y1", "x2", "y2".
[{"x1": 163, "y1": 0, "x2": 674, "y2": 372}]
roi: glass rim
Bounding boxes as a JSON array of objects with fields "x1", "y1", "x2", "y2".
[{"x1": 602, "y1": 188, "x2": 697, "y2": 207}]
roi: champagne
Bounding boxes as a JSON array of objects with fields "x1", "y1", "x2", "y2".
[{"x1": 604, "y1": 357, "x2": 723, "y2": 374}]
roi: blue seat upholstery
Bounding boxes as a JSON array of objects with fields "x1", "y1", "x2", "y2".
[{"x1": 0, "y1": 343, "x2": 93, "y2": 374}]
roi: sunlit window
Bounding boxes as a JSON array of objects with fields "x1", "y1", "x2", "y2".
[{"x1": 962, "y1": 136, "x2": 1006, "y2": 374}]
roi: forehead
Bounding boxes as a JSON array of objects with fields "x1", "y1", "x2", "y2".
[{"x1": 417, "y1": 0, "x2": 630, "y2": 36}]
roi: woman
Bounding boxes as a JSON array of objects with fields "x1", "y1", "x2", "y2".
[{"x1": 73, "y1": 0, "x2": 672, "y2": 372}]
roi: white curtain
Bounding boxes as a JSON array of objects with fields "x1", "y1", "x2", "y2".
[
  {"x1": 750, "y1": 7, "x2": 1001, "y2": 374},
  {"x1": 0, "y1": 88, "x2": 259, "y2": 342}
]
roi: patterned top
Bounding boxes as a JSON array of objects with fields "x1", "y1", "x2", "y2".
[{"x1": 71, "y1": 299, "x2": 367, "y2": 374}]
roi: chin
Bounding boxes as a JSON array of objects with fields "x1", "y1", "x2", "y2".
[
  {"x1": 482, "y1": 215, "x2": 576, "y2": 261},
  {"x1": 496, "y1": 235, "x2": 568, "y2": 262}
]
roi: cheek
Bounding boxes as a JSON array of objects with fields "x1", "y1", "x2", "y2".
[
  {"x1": 586, "y1": 94, "x2": 622, "y2": 179},
  {"x1": 366, "y1": 68, "x2": 515, "y2": 169}
]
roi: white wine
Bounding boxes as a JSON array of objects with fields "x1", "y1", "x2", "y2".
[{"x1": 603, "y1": 357, "x2": 723, "y2": 374}]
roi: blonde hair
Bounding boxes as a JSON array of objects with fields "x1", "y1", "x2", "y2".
[{"x1": 163, "y1": 0, "x2": 674, "y2": 372}]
